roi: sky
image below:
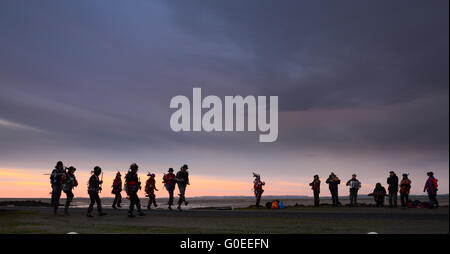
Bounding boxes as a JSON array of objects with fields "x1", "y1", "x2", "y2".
[{"x1": 0, "y1": 0, "x2": 448, "y2": 198}]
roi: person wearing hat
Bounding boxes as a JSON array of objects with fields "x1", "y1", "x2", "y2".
[
  {"x1": 125, "y1": 163, "x2": 145, "y2": 217},
  {"x1": 424, "y1": 171, "x2": 439, "y2": 208},
  {"x1": 399, "y1": 173, "x2": 412, "y2": 207},
  {"x1": 253, "y1": 172, "x2": 265, "y2": 208},
  {"x1": 387, "y1": 171, "x2": 399, "y2": 208},
  {"x1": 346, "y1": 174, "x2": 361, "y2": 207},
  {"x1": 309, "y1": 174, "x2": 321, "y2": 207},
  {"x1": 326, "y1": 172, "x2": 341, "y2": 206},
  {"x1": 162, "y1": 168, "x2": 176, "y2": 210},
  {"x1": 111, "y1": 171, "x2": 122, "y2": 209},
  {"x1": 145, "y1": 173, "x2": 159, "y2": 210},
  {"x1": 61, "y1": 166, "x2": 78, "y2": 215},
  {"x1": 176, "y1": 164, "x2": 190, "y2": 210},
  {"x1": 50, "y1": 161, "x2": 66, "y2": 215},
  {"x1": 87, "y1": 166, "x2": 107, "y2": 217}
]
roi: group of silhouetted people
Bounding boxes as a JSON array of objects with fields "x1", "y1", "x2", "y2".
[
  {"x1": 50, "y1": 161, "x2": 440, "y2": 216},
  {"x1": 49, "y1": 161, "x2": 190, "y2": 217},
  {"x1": 307, "y1": 171, "x2": 439, "y2": 208}
]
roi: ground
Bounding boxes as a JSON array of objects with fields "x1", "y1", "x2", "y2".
[{"x1": 0, "y1": 206, "x2": 448, "y2": 234}]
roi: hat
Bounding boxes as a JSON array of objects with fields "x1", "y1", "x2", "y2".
[
  {"x1": 427, "y1": 171, "x2": 434, "y2": 176},
  {"x1": 93, "y1": 166, "x2": 101, "y2": 172},
  {"x1": 116, "y1": 171, "x2": 121, "y2": 176},
  {"x1": 168, "y1": 168, "x2": 174, "y2": 172},
  {"x1": 147, "y1": 173, "x2": 155, "y2": 177},
  {"x1": 352, "y1": 173, "x2": 356, "y2": 177},
  {"x1": 389, "y1": 170, "x2": 395, "y2": 174},
  {"x1": 56, "y1": 161, "x2": 63, "y2": 167},
  {"x1": 313, "y1": 174, "x2": 319, "y2": 178},
  {"x1": 130, "y1": 163, "x2": 138, "y2": 170},
  {"x1": 67, "y1": 166, "x2": 76, "y2": 172},
  {"x1": 402, "y1": 173, "x2": 408, "y2": 177},
  {"x1": 181, "y1": 164, "x2": 188, "y2": 170}
]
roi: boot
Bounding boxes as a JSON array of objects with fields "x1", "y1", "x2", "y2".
[
  {"x1": 168, "y1": 205, "x2": 172, "y2": 211},
  {"x1": 64, "y1": 207, "x2": 69, "y2": 215}
]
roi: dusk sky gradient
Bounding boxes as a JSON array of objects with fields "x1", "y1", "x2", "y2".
[{"x1": 0, "y1": 0, "x2": 448, "y2": 197}]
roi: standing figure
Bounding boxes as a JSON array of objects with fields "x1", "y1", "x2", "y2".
[
  {"x1": 145, "y1": 173, "x2": 158, "y2": 210},
  {"x1": 387, "y1": 171, "x2": 399, "y2": 208},
  {"x1": 309, "y1": 175, "x2": 321, "y2": 207},
  {"x1": 125, "y1": 163, "x2": 145, "y2": 217},
  {"x1": 50, "y1": 161, "x2": 65, "y2": 214},
  {"x1": 87, "y1": 166, "x2": 107, "y2": 217},
  {"x1": 399, "y1": 173, "x2": 412, "y2": 207},
  {"x1": 176, "y1": 164, "x2": 190, "y2": 211},
  {"x1": 111, "y1": 171, "x2": 122, "y2": 209},
  {"x1": 326, "y1": 172, "x2": 341, "y2": 206},
  {"x1": 162, "y1": 168, "x2": 176, "y2": 210},
  {"x1": 253, "y1": 172, "x2": 265, "y2": 208},
  {"x1": 346, "y1": 174, "x2": 361, "y2": 207},
  {"x1": 369, "y1": 183, "x2": 387, "y2": 207},
  {"x1": 61, "y1": 166, "x2": 78, "y2": 215},
  {"x1": 423, "y1": 171, "x2": 439, "y2": 208}
]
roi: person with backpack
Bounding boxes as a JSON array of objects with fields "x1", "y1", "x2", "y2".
[
  {"x1": 87, "y1": 166, "x2": 107, "y2": 217},
  {"x1": 176, "y1": 164, "x2": 190, "y2": 211},
  {"x1": 346, "y1": 174, "x2": 361, "y2": 207},
  {"x1": 399, "y1": 173, "x2": 412, "y2": 208},
  {"x1": 111, "y1": 171, "x2": 122, "y2": 209},
  {"x1": 423, "y1": 171, "x2": 439, "y2": 208},
  {"x1": 369, "y1": 183, "x2": 387, "y2": 207},
  {"x1": 50, "y1": 161, "x2": 66, "y2": 214},
  {"x1": 387, "y1": 171, "x2": 399, "y2": 208},
  {"x1": 162, "y1": 168, "x2": 176, "y2": 210},
  {"x1": 326, "y1": 172, "x2": 341, "y2": 206},
  {"x1": 125, "y1": 163, "x2": 145, "y2": 217},
  {"x1": 309, "y1": 175, "x2": 321, "y2": 207},
  {"x1": 253, "y1": 172, "x2": 265, "y2": 208},
  {"x1": 145, "y1": 173, "x2": 158, "y2": 210},
  {"x1": 61, "y1": 166, "x2": 78, "y2": 215}
]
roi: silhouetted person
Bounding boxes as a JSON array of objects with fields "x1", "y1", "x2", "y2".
[
  {"x1": 61, "y1": 166, "x2": 78, "y2": 215},
  {"x1": 145, "y1": 173, "x2": 158, "y2": 210},
  {"x1": 399, "y1": 173, "x2": 411, "y2": 207},
  {"x1": 346, "y1": 174, "x2": 361, "y2": 207},
  {"x1": 163, "y1": 168, "x2": 176, "y2": 210},
  {"x1": 176, "y1": 164, "x2": 190, "y2": 210},
  {"x1": 50, "y1": 161, "x2": 65, "y2": 214},
  {"x1": 87, "y1": 166, "x2": 107, "y2": 217},
  {"x1": 387, "y1": 171, "x2": 399, "y2": 207},
  {"x1": 424, "y1": 171, "x2": 439, "y2": 208},
  {"x1": 125, "y1": 163, "x2": 144, "y2": 217},
  {"x1": 326, "y1": 172, "x2": 341, "y2": 206},
  {"x1": 111, "y1": 171, "x2": 122, "y2": 209},
  {"x1": 309, "y1": 175, "x2": 321, "y2": 207},
  {"x1": 253, "y1": 172, "x2": 265, "y2": 208},
  {"x1": 369, "y1": 183, "x2": 387, "y2": 207}
]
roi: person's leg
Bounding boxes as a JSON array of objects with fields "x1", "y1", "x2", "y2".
[
  {"x1": 118, "y1": 193, "x2": 122, "y2": 207},
  {"x1": 112, "y1": 194, "x2": 118, "y2": 208},
  {"x1": 87, "y1": 192, "x2": 95, "y2": 216},
  {"x1": 393, "y1": 191, "x2": 397, "y2": 207},
  {"x1": 177, "y1": 184, "x2": 186, "y2": 208},
  {"x1": 388, "y1": 192, "x2": 393, "y2": 207},
  {"x1": 65, "y1": 191, "x2": 73, "y2": 214},
  {"x1": 313, "y1": 191, "x2": 319, "y2": 206},
  {"x1": 151, "y1": 194, "x2": 157, "y2": 207},
  {"x1": 128, "y1": 193, "x2": 136, "y2": 216},
  {"x1": 94, "y1": 193, "x2": 105, "y2": 215},
  {"x1": 54, "y1": 186, "x2": 62, "y2": 214}
]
